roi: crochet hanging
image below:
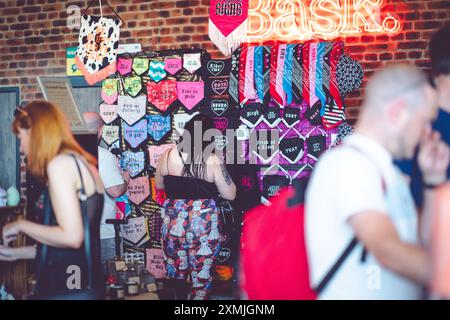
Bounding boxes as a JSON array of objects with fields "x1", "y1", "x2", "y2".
[{"x1": 208, "y1": 0, "x2": 249, "y2": 56}]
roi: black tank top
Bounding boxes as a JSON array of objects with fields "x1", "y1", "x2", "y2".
[
  {"x1": 36, "y1": 155, "x2": 105, "y2": 297},
  {"x1": 163, "y1": 148, "x2": 218, "y2": 199}
]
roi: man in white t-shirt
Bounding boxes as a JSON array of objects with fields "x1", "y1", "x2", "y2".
[
  {"x1": 83, "y1": 112, "x2": 130, "y2": 266},
  {"x1": 306, "y1": 65, "x2": 450, "y2": 299}
]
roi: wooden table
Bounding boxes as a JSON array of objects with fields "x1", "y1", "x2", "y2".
[{"x1": 0, "y1": 205, "x2": 28, "y2": 299}]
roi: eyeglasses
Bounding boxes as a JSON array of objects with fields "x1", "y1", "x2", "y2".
[{"x1": 13, "y1": 106, "x2": 29, "y2": 117}]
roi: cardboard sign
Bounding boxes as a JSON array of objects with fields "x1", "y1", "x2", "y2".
[
  {"x1": 148, "y1": 144, "x2": 175, "y2": 169},
  {"x1": 127, "y1": 176, "x2": 151, "y2": 206},
  {"x1": 122, "y1": 150, "x2": 146, "y2": 177},
  {"x1": 102, "y1": 125, "x2": 119, "y2": 145},
  {"x1": 124, "y1": 118, "x2": 148, "y2": 148},
  {"x1": 117, "y1": 95, "x2": 147, "y2": 126},
  {"x1": 99, "y1": 103, "x2": 118, "y2": 124},
  {"x1": 120, "y1": 215, "x2": 150, "y2": 245},
  {"x1": 146, "y1": 248, "x2": 166, "y2": 279}
]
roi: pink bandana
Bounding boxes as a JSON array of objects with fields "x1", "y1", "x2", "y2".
[
  {"x1": 309, "y1": 43, "x2": 318, "y2": 108},
  {"x1": 148, "y1": 144, "x2": 175, "y2": 169},
  {"x1": 117, "y1": 57, "x2": 132, "y2": 76},
  {"x1": 164, "y1": 57, "x2": 183, "y2": 75},
  {"x1": 146, "y1": 79, "x2": 178, "y2": 113},
  {"x1": 275, "y1": 44, "x2": 287, "y2": 106},
  {"x1": 127, "y1": 177, "x2": 151, "y2": 205},
  {"x1": 244, "y1": 46, "x2": 257, "y2": 101},
  {"x1": 176, "y1": 81, "x2": 205, "y2": 111}
]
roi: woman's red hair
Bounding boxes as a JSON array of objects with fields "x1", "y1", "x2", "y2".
[{"x1": 12, "y1": 100, "x2": 97, "y2": 181}]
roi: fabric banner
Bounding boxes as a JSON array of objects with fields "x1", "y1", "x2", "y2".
[{"x1": 208, "y1": 0, "x2": 249, "y2": 56}]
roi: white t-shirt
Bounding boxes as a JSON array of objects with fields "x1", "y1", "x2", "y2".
[
  {"x1": 305, "y1": 134, "x2": 421, "y2": 300},
  {"x1": 98, "y1": 147, "x2": 125, "y2": 240}
]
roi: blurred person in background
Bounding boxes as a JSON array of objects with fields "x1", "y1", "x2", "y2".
[{"x1": 306, "y1": 64, "x2": 448, "y2": 299}]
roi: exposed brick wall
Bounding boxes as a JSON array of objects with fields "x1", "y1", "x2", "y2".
[{"x1": 0, "y1": 0, "x2": 449, "y2": 120}]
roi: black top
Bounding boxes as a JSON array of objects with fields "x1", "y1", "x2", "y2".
[
  {"x1": 163, "y1": 148, "x2": 218, "y2": 199},
  {"x1": 36, "y1": 156, "x2": 105, "y2": 298}
]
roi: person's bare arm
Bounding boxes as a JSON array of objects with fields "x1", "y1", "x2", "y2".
[
  {"x1": 0, "y1": 245, "x2": 36, "y2": 261},
  {"x1": 155, "y1": 150, "x2": 169, "y2": 190},
  {"x1": 105, "y1": 183, "x2": 127, "y2": 198},
  {"x1": 212, "y1": 156, "x2": 236, "y2": 201},
  {"x1": 349, "y1": 211, "x2": 430, "y2": 286},
  {"x1": 4, "y1": 156, "x2": 85, "y2": 249}
]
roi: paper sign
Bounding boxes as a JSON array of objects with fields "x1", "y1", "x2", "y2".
[
  {"x1": 148, "y1": 144, "x2": 175, "y2": 169},
  {"x1": 102, "y1": 125, "x2": 119, "y2": 145},
  {"x1": 124, "y1": 118, "x2": 148, "y2": 148},
  {"x1": 117, "y1": 95, "x2": 147, "y2": 126},
  {"x1": 146, "y1": 248, "x2": 167, "y2": 279},
  {"x1": 99, "y1": 103, "x2": 118, "y2": 124}
]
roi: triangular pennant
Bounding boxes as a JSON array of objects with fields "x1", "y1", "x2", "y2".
[
  {"x1": 117, "y1": 95, "x2": 147, "y2": 125},
  {"x1": 124, "y1": 118, "x2": 148, "y2": 148},
  {"x1": 99, "y1": 103, "x2": 118, "y2": 124}
]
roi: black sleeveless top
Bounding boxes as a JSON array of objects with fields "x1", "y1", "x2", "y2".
[
  {"x1": 36, "y1": 156, "x2": 105, "y2": 298},
  {"x1": 163, "y1": 148, "x2": 218, "y2": 199}
]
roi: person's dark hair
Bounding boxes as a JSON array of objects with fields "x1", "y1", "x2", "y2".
[
  {"x1": 177, "y1": 114, "x2": 219, "y2": 179},
  {"x1": 430, "y1": 23, "x2": 450, "y2": 77}
]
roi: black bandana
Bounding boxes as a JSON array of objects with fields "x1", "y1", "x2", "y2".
[
  {"x1": 306, "y1": 135, "x2": 326, "y2": 160},
  {"x1": 262, "y1": 174, "x2": 290, "y2": 199},
  {"x1": 240, "y1": 103, "x2": 263, "y2": 128},
  {"x1": 305, "y1": 100, "x2": 322, "y2": 126},
  {"x1": 279, "y1": 136, "x2": 305, "y2": 164},
  {"x1": 292, "y1": 44, "x2": 303, "y2": 104},
  {"x1": 282, "y1": 106, "x2": 301, "y2": 128},
  {"x1": 263, "y1": 106, "x2": 282, "y2": 127}
]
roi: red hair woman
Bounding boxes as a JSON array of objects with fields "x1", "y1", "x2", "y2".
[{"x1": 0, "y1": 101, "x2": 105, "y2": 299}]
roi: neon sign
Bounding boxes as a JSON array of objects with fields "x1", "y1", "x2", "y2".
[{"x1": 246, "y1": 0, "x2": 401, "y2": 41}]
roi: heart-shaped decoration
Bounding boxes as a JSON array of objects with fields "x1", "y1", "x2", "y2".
[
  {"x1": 217, "y1": 247, "x2": 232, "y2": 263},
  {"x1": 211, "y1": 79, "x2": 228, "y2": 95},
  {"x1": 146, "y1": 80, "x2": 177, "y2": 113},
  {"x1": 207, "y1": 60, "x2": 224, "y2": 76},
  {"x1": 213, "y1": 117, "x2": 229, "y2": 132},
  {"x1": 215, "y1": 135, "x2": 228, "y2": 150},
  {"x1": 210, "y1": 100, "x2": 229, "y2": 116},
  {"x1": 99, "y1": 103, "x2": 118, "y2": 124}
]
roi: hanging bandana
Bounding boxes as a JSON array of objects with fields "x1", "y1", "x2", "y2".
[
  {"x1": 321, "y1": 42, "x2": 334, "y2": 103},
  {"x1": 270, "y1": 44, "x2": 286, "y2": 107},
  {"x1": 315, "y1": 42, "x2": 327, "y2": 115},
  {"x1": 292, "y1": 44, "x2": 303, "y2": 104},
  {"x1": 283, "y1": 44, "x2": 295, "y2": 105},
  {"x1": 322, "y1": 97, "x2": 346, "y2": 129},
  {"x1": 240, "y1": 103, "x2": 263, "y2": 128},
  {"x1": 123, "y1": 150, "x2": 146, "y2": 178},
  {"x1": 252, "y1": 130, "x2": 279, "y2": 163},
  {"x1": 208, "y1": 0, "x2": 249, "y2": 56},
  {"x1": 183, "y1": 53, "x2": 202, "y2": 74},
  {"x1": 177, "y1": 81, "x2": 205, "y2": 112},
  {"x1": 148, "y1": 144, "x2": 175, "y2": 169},
  {"x1": 337, "y1": 54, "x2": 364, "y2": 97},
  {"x1": 279, "y1": 130, "x2": 305, "y2": 164},
  {"x1": 229, "y1": 46, "x2": 241, "y2": 105},
  {"x1": 117, "y1": 57, "x2": 132, "y2": 76},
  {"x1": 304, "y1": 99, "x2": 322, "y2": 126},
  {"x1": 132, "y1": 57, "x2": 150, "y2": 76},
  {"x1": 75, "y1": 15, "x2": 121, "y2": 85},
  {"x1": 206, "y1": 59, "x2": 231, "y2": 77},
  {"x1": 124, "y1": 118, "x2": 148, "y2": 148},
  {"x1": 209, "y1": 99, "x2": 229, "y2": 117},
  {"x1": 117, "y1": 95, "x2": 147, "y2": 126},
  {"x1": 149, "y1": 60, "x2": 167, "y2": 83},
  {"x1": 262, "y1": 173, "x2": 290, "y2": 200},
  {"x1": 173, "y1": 112, "x2": 199, "y2": 135},
  {"x1": 254, "y1": 46, "x2": 265, "y2": 103},
  {"x1": 99, "y1": 103, "x2": 118, "y2": 124},
  {"x1": 146, "y1": 79, "x2": 177, "y2": 113},
  {"x1": 309, "y1": 43, "x2": 319, "y2": 109},
  {"x1": 306, "y1": 135, "x2": 326, "y2": 161},
  {"x1": 124, "y1": 76, "x2": 143, "y2": 97},
  {"x1": 262, "y1": 105, "x2": 282, "y2": 128},
  {"x1": 243, "y1": 46, "x2": 257, "y2": 101},
  {"x1": 330, "y1": 41, "x2": 344, "y2": 109},
  {"x1": 147, "y1": 114, "x2": 172, "y2": 143},
  {"x1": 127, "y1": 177, "x2": 151, "y2": 206},
  {"x1": 210, "y1": 78, "x2": 229, "y2": 96},
  {"x1": 102, "y1": 125, "x2": 119, "y2": 145},
  {"x1": 101, "y1": 78, "x2": 119, "y2": 105},
  {"x1": 238, "y1": 43, "x2": 248, "y2": 105},
  {"x1": 120, "y1": 216, "x2": 150, "y2": 246},
  {"x1": 302, "y1": 43, "x2": 311, "y2": 107},
  {"x1": 164, "y1": 57, "x2": 183, "y2": 76},
  {"x1": 282, "y1": 106, "x2": 301, "y2": 128}
]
